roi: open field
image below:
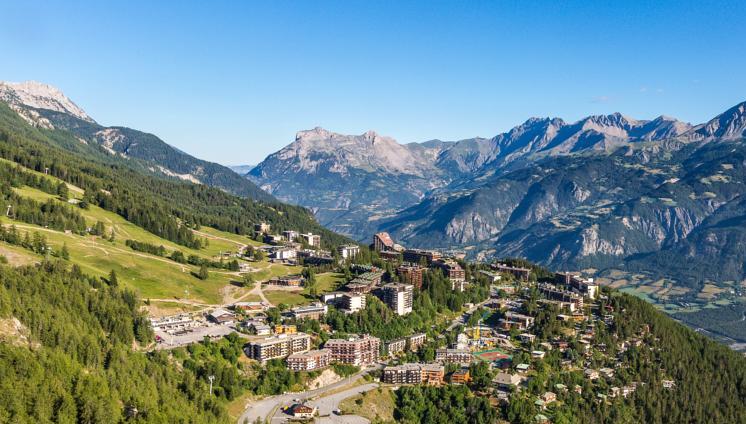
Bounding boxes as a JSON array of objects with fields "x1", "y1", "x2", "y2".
[
  {"x1": 12, "y1": 185, "x2": 243, "y2": 260},
  {"x1": 316, "y1": 272, "x2": 345, "y2": 292},
  {"x1": 0, "y1": 241, "x2": 41, "y2": 266},
  {"x1": 3, "y1": 184, "x2": 294, "y2": 305},
  {"x1": 6, "y1": 218, "x2": 240, "y2": 304},
  {"x1": 338, "y1": 386, "x2": 396, "y2": 422},
  {"x1": 251, "y1": 261, "x2": 302, "y2": 282},
  {"x1": 262, "y1": 272, "x2": 346, "y2": 307},
  {"x1": 144, "y1": 300, "x2": 205, "y2": 317},
  {"x1": 5, "y1": 169, "x2": 339, "y2": 311}
]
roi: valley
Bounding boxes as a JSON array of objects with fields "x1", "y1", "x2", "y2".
[{"x1": 0, "y1": 80, "x2": 744, "y2": 424}]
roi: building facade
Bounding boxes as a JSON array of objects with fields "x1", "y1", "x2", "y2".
[
  {"x1": 289, "y1": 302, "x2": 328, "y2": 320},
  {"x1": 300, "y1": 233, "x2": 321, "y2": 248},
  {"x1": 397, "y1": 264, "x2": 424, "y2": 289},
  {"x1": 325, "y1": 335, "x2": 381, "y2": 366},
  {"x1": 373, "y1": 232, "x2": 395, "y2": 252},
  {"x1": 245, "y1": 333, "x2": 312, "y2": 363},
  {"x1": 267, "y1": 274, "x2": 305, "y2": 287},
  {"x1": 287, "y1": 349, "x2": 332, "y2": 371},
  {"x1": 383, "y1": 363, "x2": 444, "y2": 385},
  {"x1": 381, "y1": 283, "x2": 413, "y2": 316},
  {"x1": 403, "y1": 249, "x2": 441, "y2": 265},
  {"x1": 493, "y1": 263, "x2": 531, "y2": 281},
  {"x1": 337, "y1": 244, "x2": 360, "y2": 260},
  {"x1": 435, "y1": 348, "x2": 472, "y2": 364}
]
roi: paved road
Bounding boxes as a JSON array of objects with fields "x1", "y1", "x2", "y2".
[
  {"x1": 444, "y1": 298, "x2": 492, "y2": 333},
  {"x1": 237, "y1": 365, "x2": 381, "y2": 424},
  {"x1": 308, "y1": 383, "x2": 378, "y2": 417}
]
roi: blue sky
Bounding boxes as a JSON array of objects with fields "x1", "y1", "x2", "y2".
[{"x1": 2, "y1": 1, "x2": 745, "y2": 164}]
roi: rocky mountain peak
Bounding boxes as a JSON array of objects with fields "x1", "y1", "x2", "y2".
[
  {"x1": 686, "y1": 101, "x2": 746, "y2": 140},
  {"x1": 0, "y1": 80, "x2": 94, "y2": 123},
  {"x1": 296, "y1": 126, "x2": 333, "y2": 141}
]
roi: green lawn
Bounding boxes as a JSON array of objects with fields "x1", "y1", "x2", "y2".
[
  {"x1": 316, "y1": 272, "x2": 345, "y2": 292},
  {"x1": 262, "y1": 272, "x2": 345, "y2": 307},
  {"x1": 264, "y1": 290, "x2": 312, "y2": 307},
  {"x1": 252, "y1": 261, "x2": 303, "y2": 282}
]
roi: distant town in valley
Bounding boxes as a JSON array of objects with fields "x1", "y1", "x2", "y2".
[
  {"x1": 3, "y1": 2, "x2": 746, "y2": 422},
  {"x1": 147, "y1": 225, "x2": 678, "y2": 423}
]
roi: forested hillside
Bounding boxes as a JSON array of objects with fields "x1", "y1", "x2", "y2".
[
  {"x1": 0, "y1": 262, "x2": 227, "y2": 423},
  {"x1": 0, "y1": 103, "x2": 350, "y2": 249},
  {"x1": 0, "y1": 81, "x2": 274, "y2": 202}
]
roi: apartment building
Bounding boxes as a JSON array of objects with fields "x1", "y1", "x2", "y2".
[
  {"x1": 383, "y1": 363, "x2": 444, "y2": 385},
  {"x1": 397, "y1": 264, "x2": 424, "y2": 289},
  {"x1": 492, "y1": 263, "x2": 531, "y2": 281},
  {"x1": 347, "y1": 271, "x2": 384, "y2": 294},
  {"x1": 286, "y1": 348, "x2": 331, "y2": 371},
  {"x1": 386, "y1": 338, "x2": 407, "y2": 356},
  {"x1": 435, "y1": 348, "x2": 472, "y2": 364},
  {"x1": 282, "y1": 230, "x2": 298, "y2": 242},
  {"x1": 245, "y1": 333, "x2": 312, "y2": 363},
  {"x1": 337, "y1": 244, "x2": 360, "y2": 260},
  {"x1": 499, "y1": 312, "x2": 535, "y2": 330},
  {"x1": 254, "y1": 222, "x2": 271, "y2": 234},
  {"x1": 381, "y1": 283, "x2": 413, "y2": 316},
  {"x1": 538, "y1": 283, "x2": 584, "y2": 311},
  {"x1": 408, "y1": 333, "x2": 427, "y2": 351},
  {"x1": 325, "y1": 335, "x2": 381, "y2": 366},
  {"x1": 289, "y1": 302, "x2": 328, "y2": 320},
  {"x1": 322, "y1": 291, "x2": 367, "y2": 313},
  {"x1": 403, "y1": 249, "x2": 442, "y2": 265},
  {"x1": 432, "y1": 259, "x2": 466, "y2": 290},
  {"x1": 555, "y1": 272, "x2": 599, "y2": 299},
  {"x1": 299, "y1": 233, "x2": 321, "y2": 248},
  {"x1": 266, "y1": 274, "x2": 305, "y2": 287},
  {"x1": 373, "y1": 232, "x2": 395, "y2": 252}
]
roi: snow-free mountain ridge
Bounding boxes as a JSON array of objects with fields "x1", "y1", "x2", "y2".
[{"x1": 0, "y1": 80, "x2": 273, "y2": 201}]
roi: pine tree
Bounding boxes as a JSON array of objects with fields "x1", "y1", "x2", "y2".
[
  {"x1": 60, "y1": 243, "x2": 70, "y2": 260},
  {"x1": 56, "y1": 182, "x2": 69, "y2": 201},
  {"x1": 198, "y1": 264, "x2": 209, "y2": 280},
  {"x1": 108, "y1": 269, "x2": 119, "y2": 287}
]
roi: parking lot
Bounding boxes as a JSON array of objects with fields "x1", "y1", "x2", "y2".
[{"x1": 154, "y1": 323, "x2": 235, "y2": 349}]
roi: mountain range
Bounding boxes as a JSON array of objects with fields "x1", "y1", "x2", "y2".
[
  {"x1": 0, "y1": 81, "x2": 273, "y2": 202},
  {"x1": 247, "y1": 101, "x2": 746, "y2": 288},
  {"x1": 5, "y1": 79, "x2": 746, "y2": 290}
]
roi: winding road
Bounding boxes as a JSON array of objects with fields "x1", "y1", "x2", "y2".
[{"x1": 237, "y1": 365, "x2": 382, "y2": 424}]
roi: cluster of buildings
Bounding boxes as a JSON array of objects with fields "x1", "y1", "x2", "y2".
[
  {"x1": 235, "y1": 228, "x2": 655, "y2": 411},
  {"x1": 253, "y1": 222, "x2": 338, "y2": 265},
  {"x1": 373, "y1": 232, "x2": 468, "y2": 292},
  {"x1": 245, "y1": 333, "x2": 382, "y2": 370}
]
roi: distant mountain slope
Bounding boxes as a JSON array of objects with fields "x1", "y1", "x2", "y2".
[
  {"x1": 228, "y1": 164, "x2": 254, "y2": 174},
  {"x1": 0, "y1": 80, "x2": 273, "y2": 202},
  {"x1": 381, "y1": 102, "x2": 746, "y2": 286},
  {"x1": 248, "y1": 127, "x2": 454, "y2": 236},
  {"x1": 249, "y1": 100, "x2": 746, "y2": 287},
  {"x1": 248, "y1": 110, "x2": 695, "y2": 240}
]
